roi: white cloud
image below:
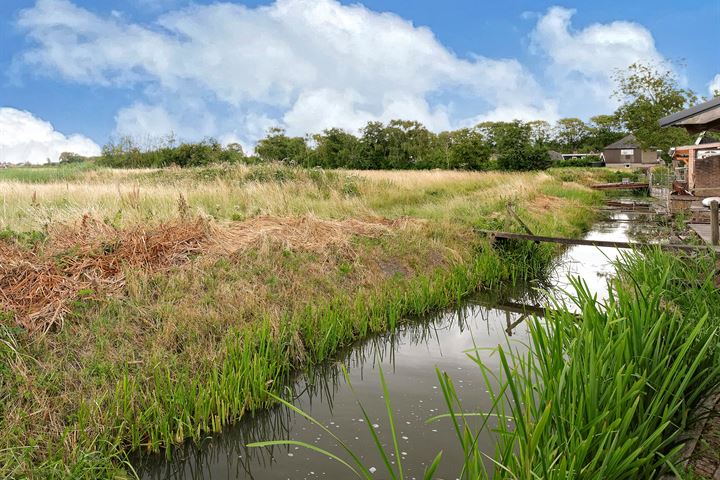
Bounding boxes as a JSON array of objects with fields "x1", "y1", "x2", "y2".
[
  {"x1": 16, "y1": 0, "x2": 551, "y2": 143},
  {"x1": 0, "y1": 107, "x2": 100, "y2": 164},
  {"x1": 709, "y1": 74, "x2": 720, "y2": 96},
  {"x1": 530, "y1": 6, "x2": 666, "y2": 117}
]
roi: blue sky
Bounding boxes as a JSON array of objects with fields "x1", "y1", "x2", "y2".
[{"x1": 1, "y1": 0, "x2": 718, "y2": 163}]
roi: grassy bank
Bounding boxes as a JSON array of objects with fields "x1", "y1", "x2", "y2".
[{"x1": 0, "y1": 164, "x2": 607, "y2": 478}]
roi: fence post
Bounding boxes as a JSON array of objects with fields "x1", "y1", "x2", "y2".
[{"x1": 711, "y1": 200, "x2": 719, "y2": 246}]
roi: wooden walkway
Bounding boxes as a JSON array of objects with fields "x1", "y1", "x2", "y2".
[
  {"x1": 591, "y1": 182, "x2": 649, "y2": 190},
  {"x1": 478, "y1": 230, "x2": 720, "y2": 253},
  {"x1": 689, "y1": 224, "x2": 718, "y2": 247}
]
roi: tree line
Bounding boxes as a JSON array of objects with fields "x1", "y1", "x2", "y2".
[
  {"x1": 95, "y1": 116, "x2": 624, "y2": 172},
  {"x1": 87, "y1": 63, "x2": 703, "y2": 171}
]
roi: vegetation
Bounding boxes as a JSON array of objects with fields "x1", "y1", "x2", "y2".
[
  {"x1": 613, "y1": 63, "x2": 697, "y2": 156},
  {"x1": 263, "y1": 248, "x2": 720, "y2": 479},
  {"x1": 99, "y1": 135, "x2": 245, "y2": 168},
  {"x1": 0, "y1": 164, "x2": 610, "y2": 478}
]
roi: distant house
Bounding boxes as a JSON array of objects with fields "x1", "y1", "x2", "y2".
[
  {"x1": 548, "y1": 150, "x2": 602, "y2": 163},
  {"x1": 600, "y1": 134, "x2": 660, "y2": 166}
]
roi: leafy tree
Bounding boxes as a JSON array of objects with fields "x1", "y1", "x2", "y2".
[
  {"x1": 58, "y1": 152, "x2": 86, "y2": 164},
  {"x1": 311, "y1": 128, "x2": 359, "y2": 168},
  {"x1": 445, "y1": 128, "x2": 491, "y2": 170},
  {"x1": 255, "y1": 127, "x2": 308, "y2": 164},
  {"x1": 478, "y1": 120, "x2": 533, "y2": 154},
  {"x1": 358, "y1": 121, "x2": 389, "y2": 169},
  {"x1": 384, "y1": 120, "x2": 436, "y2": 169},
  {"x1": 225, "y1": 143, "x2": 244, "y2": 156},
  {"x1": 613, "y1": 63, "x2": 696, "y2": 156},
  {"x1": 553, "y1": 118, "x2": 590, "y2": 152},
  {"x1": 585, "y1": 114, "x2": 626, "y2": 151},
  {"x1": 497, "y1": 145, "x2": 551, "y2": 171},
  {"x1": 527, "y1": 120, "x2": 552, "y2": 146}
]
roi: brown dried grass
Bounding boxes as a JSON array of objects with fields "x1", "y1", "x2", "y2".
[{"x1": 0, "y1": 214, "x2": 411, "y2": 333}]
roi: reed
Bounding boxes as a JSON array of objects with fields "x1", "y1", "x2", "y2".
[{"x1": 440, "y1": 248, "x2": 720, "y2": 478}]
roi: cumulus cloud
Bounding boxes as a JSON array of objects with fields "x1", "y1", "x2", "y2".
[
  {"x1": 0, "y1": 107, "x2": 100, "y2": 164},
  {"x1": 16, "y1": 0, "x2": 553, "y2": 143},
  {"x1": 530, "y1": 6, "x2": 666, "y2": 117},
  {"x1": 709, "y1": 74, "x2": 720, "y2": 97}
]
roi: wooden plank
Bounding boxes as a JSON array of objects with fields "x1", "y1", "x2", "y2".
[
  {"x1": 477, "y1": 229, "x2": 719, "y2": 252},
  {"x1": 689, "y1": 223, "x2": 718, "y2": 247},
  {"x1": 591, "y1": 182, "x2": 649, "y2": 190}
]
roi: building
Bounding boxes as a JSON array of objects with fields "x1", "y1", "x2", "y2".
[
  {"x1": 660, "y1": 97, "x2": 720, "y2": 198},
  {"x1": 600, "y1": 134, "x2": 661, "y2": 166},
  {"x1": 548, "y1": 151, "x2": 603, "y2": 165}
]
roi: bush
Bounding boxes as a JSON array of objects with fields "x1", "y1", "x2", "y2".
[
  {"x1": 98, "y1": 137, "x2": 245, "y2": 168},
  {"x1": 555, "y1": 155, "x2": 602, "y2": 168},
  {"x1": 497, "y1": 145, "x2": 552, "y2": 171}
]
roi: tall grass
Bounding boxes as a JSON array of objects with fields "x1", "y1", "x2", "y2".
[{"x1": 443, "y1": 248, "x2": 720, "y2": 478}]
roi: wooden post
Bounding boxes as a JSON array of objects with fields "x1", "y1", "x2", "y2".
[{"x1": 711, "y1": 201, "x2": 719, "y2": 246}]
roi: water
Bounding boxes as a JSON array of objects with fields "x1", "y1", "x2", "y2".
[{"x1": 136, "y1": 213, "x2": 658, "y2": 480}]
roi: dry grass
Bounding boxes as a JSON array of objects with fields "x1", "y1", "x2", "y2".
[
  {"x1": 0, "y1": 166, "x2": 585, "y2": 232},
  {"x1": 1, "y1": 212, "x2": 420, "y2": 333}
]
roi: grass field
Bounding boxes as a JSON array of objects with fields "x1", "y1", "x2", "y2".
[{"x1": 0, "y1": 163, "x2": 611, "y2": 478}]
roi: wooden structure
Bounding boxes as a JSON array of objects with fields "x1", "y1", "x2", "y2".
[
  {"x1": 668, "y1": 142, "x2": 720, "y2": 197},
  {"x1": 659, "y1": 97, "x2": 720, "y2": 225},
  {"x1": 600, "y1": 134, "x2": 661, "y2": 166},
  {"x1": 591, "y1": 181, "x2": 649, "y2": 191},
  {"x1": 660, "y1": 97, "x2": 720, "y2": 134},
  {"x1": 478, "y1": 230, "x2": 720, "y2": 252}
]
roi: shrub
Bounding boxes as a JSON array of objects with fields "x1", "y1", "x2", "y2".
[{"x1": 497, "y1": 145, "x2": 552, "y2": 171}]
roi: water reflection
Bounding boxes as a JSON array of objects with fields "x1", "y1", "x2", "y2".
[{"x1": 136, "y1": 213, "x2": 652, "y2": 480}]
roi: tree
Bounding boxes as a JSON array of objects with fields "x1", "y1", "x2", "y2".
[
  {"x1": 478, "y1": 120, "x2": 533, "y2": 155},
  {"x1": 527, "y1": 120, "x2": 552, "y2": 146},
  {"x1": 613, "y1": 63, "x2": 696, "y2": 156},
  {"x1": 585, "y1": 114, "x2": 626, "y2": 152},
  {"x1": 497, "y1": 145, "x2": 551, "y2": 171},
  {"x1": 58, "y1": 152, "x2": 86, "y2": 164},
  {"x1": 358, "y1": 121, "x2": 389, "y2": 169},
  {"x1": 445, "y1": 128, "x2": 491, "y2": 170},
  {"x1": 311, "y1": 128, "x2": 359, "y2": 168},
  {"x1": 255, "y1": 127, "x2": 308, "y2": 164},
  {"x1": 553, "y1": 118, "x2": 590, "y2": 152}
]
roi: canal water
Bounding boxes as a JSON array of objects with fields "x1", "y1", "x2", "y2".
[{"x1": 135, "y1": 213, "x2": 658, "y2": 480}]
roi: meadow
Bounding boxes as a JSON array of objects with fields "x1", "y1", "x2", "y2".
[{"x1": 0, "y1": 162, "x2": 617, "y2": 478}]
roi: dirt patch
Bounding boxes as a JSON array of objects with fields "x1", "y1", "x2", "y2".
[
  {"x1": 526, "y1": 194, "x2": 570, "y2": 214},
  {"x1": 209, "y1": 215, "x2": 416, "y2": 257},
  {"x1": 0, "y1": 215, "x2": 414, "y2": 333}
]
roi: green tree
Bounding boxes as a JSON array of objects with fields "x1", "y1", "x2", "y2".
[
  {"x1": 445, "y1": 128, "x2": 491, "y2": 170},
  {"x1": 358, "y1": 121, "x2": 389, "y2": 169},
  {"x1": 586, "y1": 114, "x2": 626, "y2": 151},
  {"x1": 311, "y1": 128, "x2": 359, "y2": 168},
  {"x1": 613, "y1": 63, "x2": 696, "y2": 156},
  {"x1": 553, "y1": 118, "x2": 590, "y2": 152},
  {"x1": 478, "y1": 121, "x2": 533, "y2": 154},
  {"x1": 255, "y1": 127, "x2": 308, "y2": 164}
]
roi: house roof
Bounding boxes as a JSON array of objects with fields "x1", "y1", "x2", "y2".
[
  {"x1": 659, "y1": 97, "x2": 720, "y2": 133},
  {"x1": 604, "y1": 134, "x2": 640, "y2": 150}
]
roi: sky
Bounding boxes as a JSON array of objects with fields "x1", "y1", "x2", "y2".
[{"x1": 0, "y1": 0, "x2": 718, "y2": 164}]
